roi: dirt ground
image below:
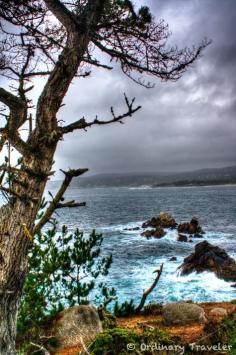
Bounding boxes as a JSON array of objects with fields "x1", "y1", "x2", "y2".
[{"x1": 54, "y1": 302, "x2": 236, "y2": 355}]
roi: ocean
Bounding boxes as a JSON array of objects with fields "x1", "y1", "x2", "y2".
[{"x1": 51, "y1": 185, "x2": 236, "y2": 305}]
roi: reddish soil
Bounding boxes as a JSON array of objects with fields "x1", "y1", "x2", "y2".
[{"x1": 54, "y1": 302, "x2": 236, "y2": 355}]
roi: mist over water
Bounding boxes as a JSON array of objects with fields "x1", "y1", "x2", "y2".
[{"x1": 50, "y1": 185, "x2": 236, "y2": 305}]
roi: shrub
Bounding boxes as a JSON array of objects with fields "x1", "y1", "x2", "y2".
[
  {"x1": 89, "y1": 328, "x2": 139, "y2": 355},
  {"x1": 17, "y1": 222, "x2": 114, "y2": 352}
]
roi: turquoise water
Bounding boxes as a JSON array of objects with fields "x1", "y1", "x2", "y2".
[{"x1": 50, "y1": 185, "x2": 236, "y2": 305}]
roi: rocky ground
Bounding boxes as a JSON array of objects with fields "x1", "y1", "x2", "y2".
[{"x1": 52, "y1": 301, "x2": 236, "y2": 355}]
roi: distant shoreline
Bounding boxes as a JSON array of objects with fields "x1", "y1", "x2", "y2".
[
  {"x1": 152, "y1": 181, "x2": 236, "y2": 188},
  {"x1": 59, "y1": 183, "x2": 236, "y2": 190}
]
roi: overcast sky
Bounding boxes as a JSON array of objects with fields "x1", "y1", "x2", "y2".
[{"x1": 35, "y1": 1, "x2": 236, "y2": 177}]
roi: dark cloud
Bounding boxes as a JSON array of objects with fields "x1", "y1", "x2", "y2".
[{"x1": 54, "y1": 0, "x2": 236, "y2": 178}]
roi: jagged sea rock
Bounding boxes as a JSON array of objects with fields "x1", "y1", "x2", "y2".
[
  {"x1": 177, "y1": 234, "x2": 188, "y2": 242},
  {"x1": 178, "y1": 217, "x2": 203, "y2": 235},
  {"x1": 141, "y1": 227, "x2": 166, "y2": 239},
  {"x1": 159, "y1": 212, "x2": 177, "y2": 228},
  {"x1": 163, "y1": 302, "x2": 207, "y2": 325},
  {"x1": 169, "y1": 256, "x2": 177, "y2": 261},
  {"x1": 142, "y1": 212, "x2": 177, "y2": 229},
  {"x1": 179, "y1": 241, "x2": 236, "y2": 282}
]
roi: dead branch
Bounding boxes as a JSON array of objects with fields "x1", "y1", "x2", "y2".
[
  {"x1": 56, "y1": 200, "x2": 86, "y2": 209},
  {"x1": 61, "y1": 94, "x2": 141, "y2": 134},
  {"x1": 33, "y1": 168, "x2": 88, "y2": 234},
  {"x1": 135, "y1": 263, "x2": 164, "y2": 314}
]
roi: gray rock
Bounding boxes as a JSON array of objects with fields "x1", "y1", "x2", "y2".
[
  {"x1": 163, "y1": 302, "x2": 207, "y2": 325},
  {"x1": 209, "y1": 307, "x2": 227, "y2": 321},
  {"x1": 51, "y1": 305, "x2": 103, "y2": 348}
]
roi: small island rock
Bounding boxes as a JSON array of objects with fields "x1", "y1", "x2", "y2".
[
  {"x1": 142, "y1": 212, "x2": 177, "y2": 229},
  {"x1": 178, "y1": 217, "x2": 203, "y2": 235},
  {"x1": 179, "y1": 241, "x2": 236, "y2": 282}
]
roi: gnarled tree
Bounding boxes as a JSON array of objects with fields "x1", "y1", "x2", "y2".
[{"x1": 0, "y1": 0, "x2": 209, "y2": 353}]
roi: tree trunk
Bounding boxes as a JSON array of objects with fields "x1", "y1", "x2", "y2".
[
  {"x1": 0, "y1": 294, "x2": 19, "y2": 354},
  {"x1": 0, "y1": 3, "x2": 106, "y2": 351},
  {"x1": 0, "y1": 144, "x2": 56, "y2": 354}
]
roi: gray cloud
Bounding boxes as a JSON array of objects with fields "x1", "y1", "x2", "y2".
[{"x1": 54, "y1": 0, "x2": 236, "y2": 178}]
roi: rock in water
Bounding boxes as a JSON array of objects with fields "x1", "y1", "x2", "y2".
[
  {"x1": 178, "y1": 216, "x2": 203, "y2": 235},
  {"x1": 179, "y1": 241, "x2": 236, "y2": 281},
  {"x1": 159, "y1": 212, "x2": 177, "y2": 229},
  {"x1": 124, "y1": 227, "x2": 140, "y2": 231},
  {"x1": 51, "y1": 305, "x2": 103, "y2": 348},
  {"x1": 177, "y1": 234, "x2": 188, "y2": 242},
  {"x1": 141, "y1": 227, "x2": 166, "y2": 239},
  {"x1": 163, "y1": 302, "x2": 206, "y2": 325},
  {"x1": 142, "y1": 212, "x2": 177, "y2": 229}
]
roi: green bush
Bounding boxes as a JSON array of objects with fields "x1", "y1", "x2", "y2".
[
  {"x1": 229, "y1": 335, "x2": 236, "y2": 355},
  {"x1": 17, "y1": 221, "x2": 115, "y2": 353},
  {"x1": 89, "y1": 328, "x2": 139, "y2": 355},
  {"x1": 89, "y1": 326, "x2": 173, "y2": 355}
]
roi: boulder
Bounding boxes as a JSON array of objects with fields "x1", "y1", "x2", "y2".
[
  {"x1": 169, "y1": 256, "x2": 177, "y2": 261},
  {"x1": 163, "y1": 302, "x2": 206, "y2": 325},
  {"x1": 177, "y1": 234, "x2": 188, "y2": 242},
  {"x1": 178, "y1": 217, "x2": 203, "y2": 235},
  {"x1": 179, "y1": 241, "x2": 236, "y2": 282},
  {"x1": 141, "y1": 227, "x2": 166, "y2": 239},
  {"x1": 142, "y1": 212, "x2": 177, "y2": 229},
  {"x1": 51, "y1": 305, "x2": 103, "y2": 348},
  {"x1": 209, "y1": 308, "x2": 228, "y2": 322}
]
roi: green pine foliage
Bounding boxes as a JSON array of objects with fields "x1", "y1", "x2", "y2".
[
  {"x1": 113, "y1": 300, "x2": 136, "y2": 317},
  {"x1": 17, "y1": 222, "x2": 114, "y2": 335}
]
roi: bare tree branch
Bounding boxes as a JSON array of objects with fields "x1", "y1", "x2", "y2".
[
  {"x1": 135, "y1": 263, "x2": 164, "y2": 314},
  {"x1": 0, "y1": 88, "x2": 24, "y2": 112},
  {"x1": 33, "y1": 168, "x2": 88, "y2": 234},
  {"x1": 44, "y1": 0, "x2": 77, "y2": 32},
  {"x1": 61, "y1": 94, "x2": 141, "y2": 134}
]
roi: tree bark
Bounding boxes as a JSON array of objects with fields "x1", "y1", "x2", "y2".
[
  {"x1": 0, "y1": 2, "x2": 107, "y2": 351},
  {"x1": 0, "y1": 146, "x2": 56, "y2": 354},
  {"x1": 0, "y1": 294, "x2": 19, "y2": 354}
]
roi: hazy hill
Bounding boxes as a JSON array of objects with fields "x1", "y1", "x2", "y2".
[{"x1": 49, "y1": 166, "x2": 236, "y2": 189}]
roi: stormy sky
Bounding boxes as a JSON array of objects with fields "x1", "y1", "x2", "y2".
[{"x1": 6, "y1": 0, "x2": 236, "y2": 178}]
